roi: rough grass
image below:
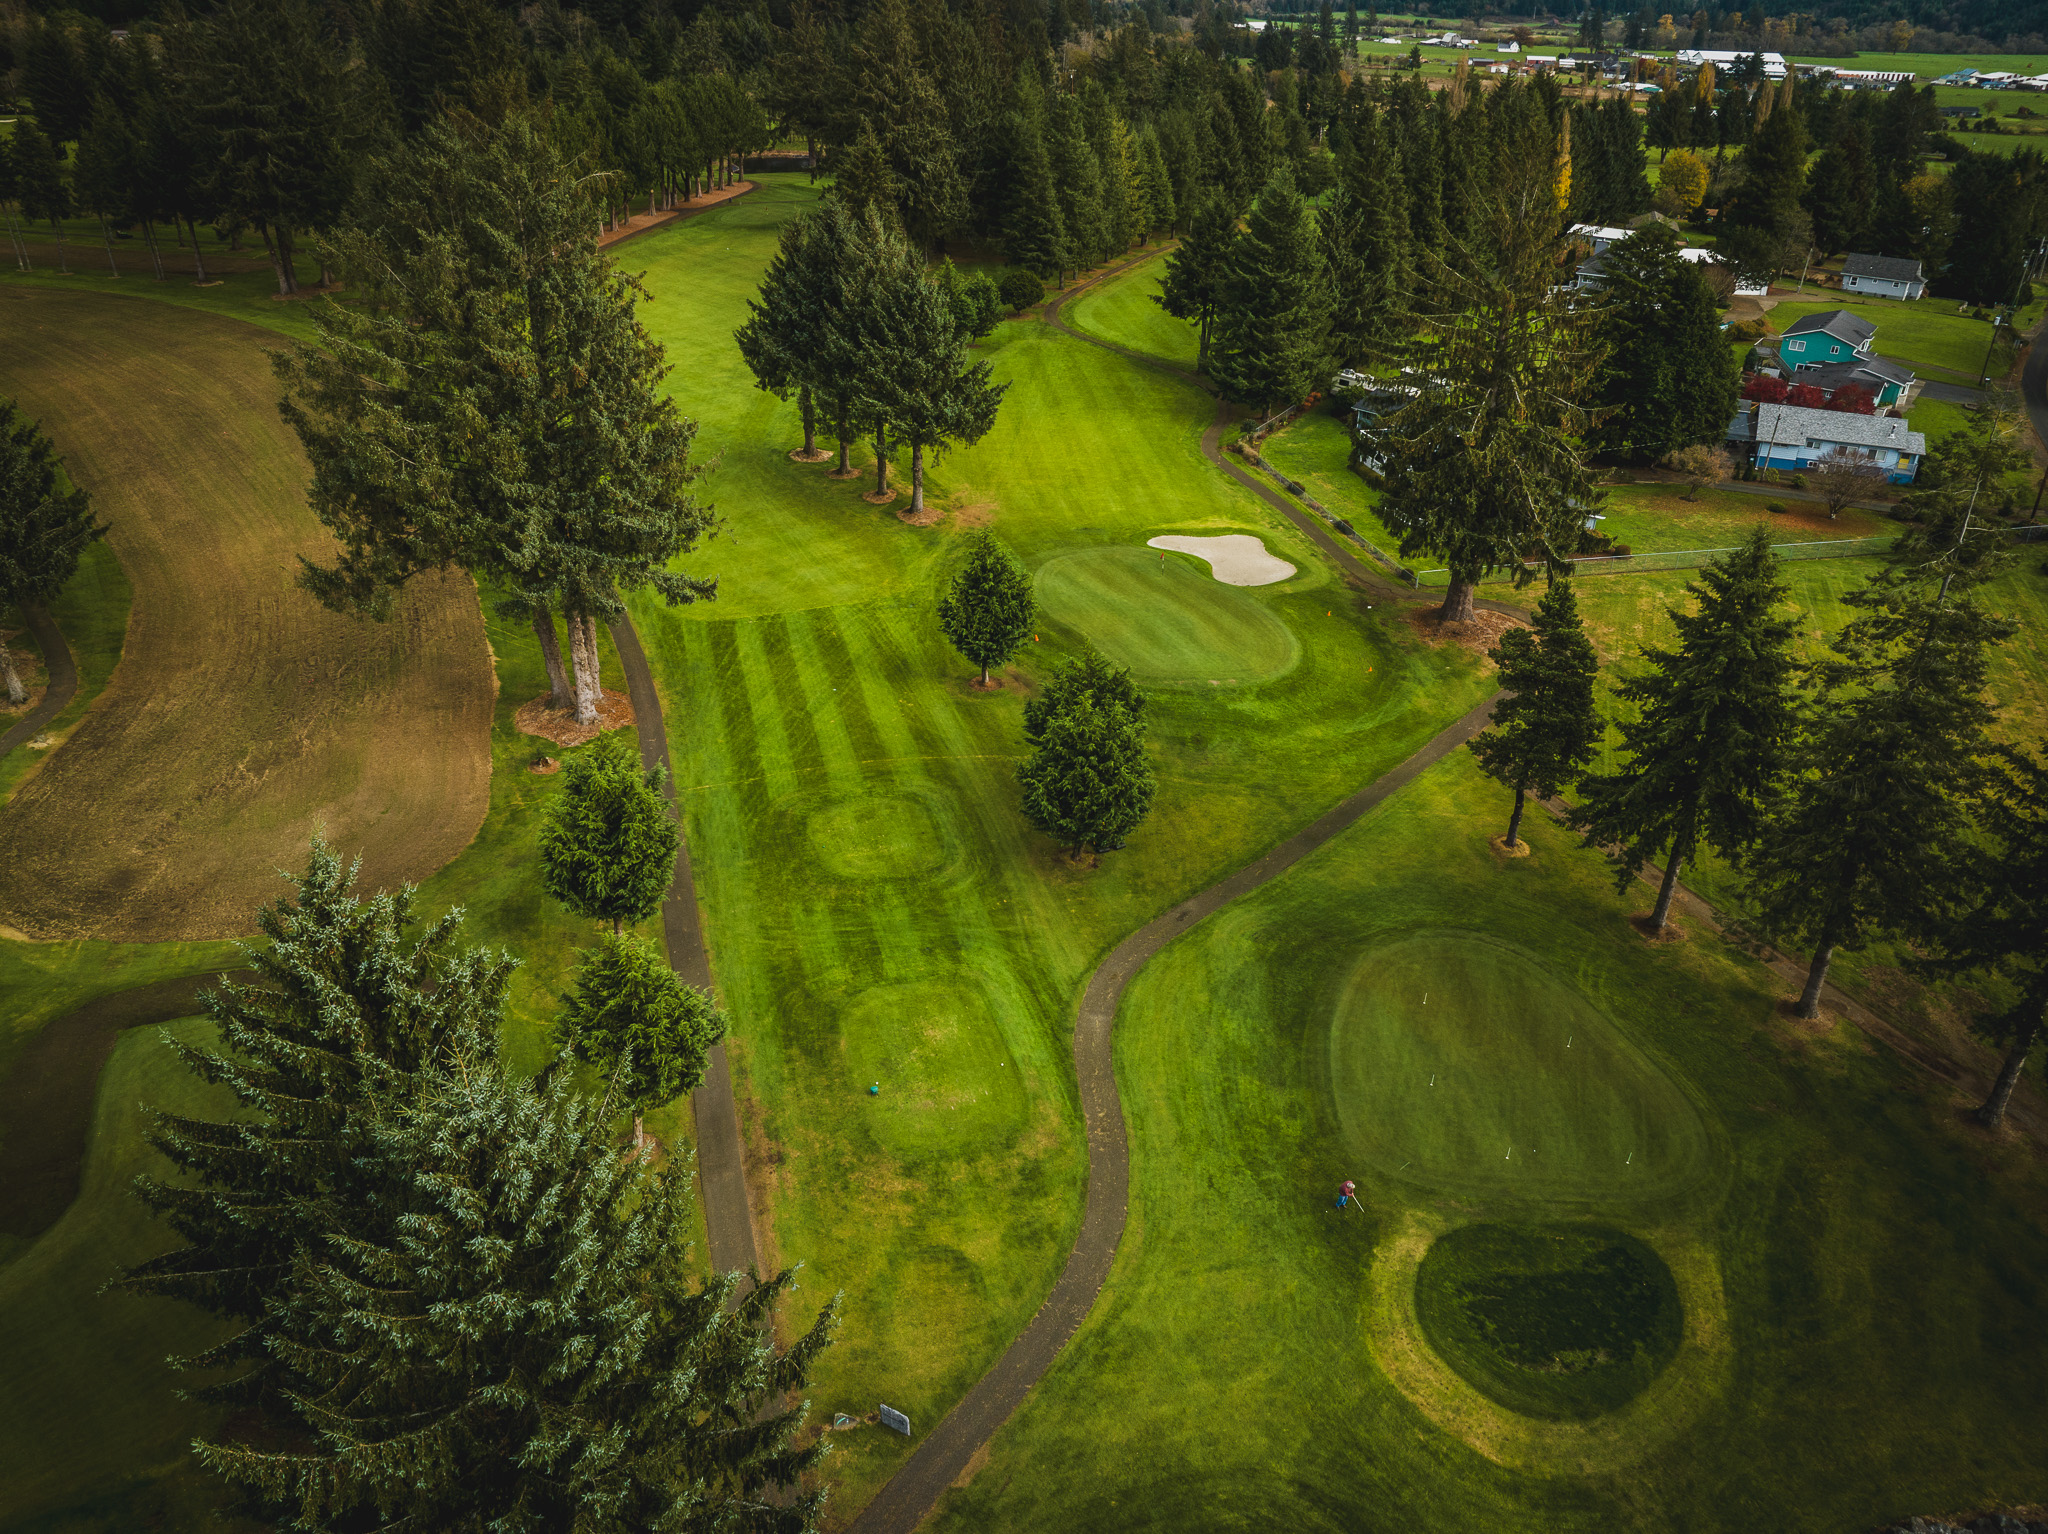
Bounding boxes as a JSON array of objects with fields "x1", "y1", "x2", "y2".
[
  {"x1": 0, "y1": 289, "x2": 494, "y2": 942},
  {"x1": 927, "y1": 749, "x2": 2048, "y2": 1533},
  {"x1": 0, "y1": 538, "x2": 129, "y2": 808}
]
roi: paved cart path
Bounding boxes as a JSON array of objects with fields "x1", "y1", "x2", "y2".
[{"x1": 0, "y1": 606, "x2": 76, "y2": 759}]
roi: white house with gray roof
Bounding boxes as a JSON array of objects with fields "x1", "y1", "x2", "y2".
[
  {"x1": 1840, "y1": 254, "x2": 1927, "y2": 300},
  {"x1": 1725, "y1": 402, "x2": 1925, "y2": 483}
]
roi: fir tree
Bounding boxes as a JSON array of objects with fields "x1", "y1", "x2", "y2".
[
  {"x1": 117, "y1": 841, "x2": 517, "y2": 1424},
  {"x1": 936, "y1": 531, "x2": 1035, "y2": 687},
  {"x1": 1208, "y1": 167, "x2": 1333, "y2": 414},
  {"x1": 557, "y1": 931, "x2": 726, "y2": 1152},
  {"x1": 1017, "y1": 692, "x2": 1155, "y2": 858},
  {"x1": 839, "y1": 0, "x2": 966, "y2": 247},
  {"x1": 0, "y1": 398, "x2": 105, "y2": 706},
  {"x1": 832, "y1": 119, "x2": 900, "y2": 230},
  {"x1": 1155, "y1": 188, "x2": 1236, "y2": 370},
  {"x1": 1468, "y1": 581, "x2": 1602, "y2": 850},
  {"x1": 1004, "y1": 112, "x2": 1070, "y2": 280},
  {"x1": 1378, "y1": 150, "x2": 1606, "y2": 624},
  {"x1": 10, "y1": 117, "x2": 71, "y2": 271},
  {"x1": 1720, "y1": 84, "x2": 1809, "y2": 257},
  {"x1": 1136, "y1": 127, "x2": 1177, "y2": 236},
  {"x1": 1048, "y1": 94, "x2": 1109, "y2": 277},
  {"x1": 1574, "y1": 528, "x2": 1800, "y2": 931},
  {"x1": 539, "y1": 734, "x2": 681, "y2": 936},
  {"x1": 735, "y1": 206, "x2": 841, "y2": 458},
  {"x1": 1322, "y1": 113, "x2": 1412, "y2": 366},
  {"x1": 1802, "y1": 124, "x2": 1875, "y2": 256},
  {"x1": 1589, "y1": 225, "x2": 1741, "y2": 463},
  {"x1": 870, "y1": 259, "x2": 1009, "y2": 520},
  {"x1": 1024, "y1": 649, "x2": 1146, "y2": 746},
  {"x1": 1749, "y1": 578, "x2": 2015, "y2": 1019}
]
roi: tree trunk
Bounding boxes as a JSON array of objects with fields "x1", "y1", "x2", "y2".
[
  {"x1": 1648, "y1": 855, "x2": 1683, "y2": 930},
  {"x1": 142, "y1": 219, "x2": 163, "y2": 280},
  {"x1": 531, "y1": 605, "x2": 574, "y2": 710},
  {"x1": 263, "y1": 224, "x2": 296, "y2": 296},
  {"x1": 56, "y1": 231, "x2": 69, "y2": 274},
  {"x1": 800, "y1": 385, "x2": 817, "y2": 455},
  {"x1": 566, "y1": 608, "x2": 602, "y2": 725},
  {"x1": 1973, "y1": 1015, "x2": 2039, "y2": 1129},
  {"x1": 4, "y1": 209, "x2": 28, "y2": 272},
  {"x1": 1504, "y1": 782, "x2": 1528, "y2": 849},
  {"x1": 1197, "y1": 313, "x2": 1209, "y2": 369},
  {"x1": 0, "y1": 639, "x2": 25, "y2": 706},
  {"x1": 835, "y1": 402, "x2": 851, "y2": 474},
  {"x1": 980, "y1": 661, "x2": 990, "y2": 686},
  {"x1": 633, "y1": 1111, "x2": 647, "y2": 1156},
  {"x1": 873, "y1": 427, "x2": 890, "y2": 496},
  {"x1": 1437, "y1": 575, "x2": 1477, "y2": 624},
  {"x1": 1795, "y1": 937, "x2": 1835, "y2": 1019},
  {"x1": 186, "y1": 216, "x2": 208, "y2": 283},
  {"x1": 909, "y1": 439, "x2": 925, "y2": 518},
  {"x1": 99, "y1": 217, "x2": 119, "y2": 277}
]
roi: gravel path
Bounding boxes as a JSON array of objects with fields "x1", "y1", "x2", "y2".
[{"x1": 0, "y1": 606, "x2": 75, "y2": 759}]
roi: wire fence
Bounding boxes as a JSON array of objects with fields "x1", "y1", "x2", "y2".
[{"x1": 1412, "y1": 535, "x2": 1897, "y2": 587}]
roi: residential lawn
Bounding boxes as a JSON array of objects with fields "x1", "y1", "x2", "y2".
[
  {"x1": 622, "y1": 180, "x2": 1495, "y2": 1513},
  {"x1": 1062, "y1": 251, "x2": 1201, "y2": 368},
  {"x1": 1908, "y1": 394, "x2": 1972, "y2": 448},
  {"x1": 0, "y1": 538, "x2": 128, "y2": 809},
  {"x1": 927, "y1": 747, "x2": 2048, "y2": 1534},
  {"x1": 1769, "y1": 296, "x2": 2003, "y2": 379}
]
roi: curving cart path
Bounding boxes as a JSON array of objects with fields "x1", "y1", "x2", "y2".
[{"x1": 0, "y1": 606, "x2": 77, "y2": 759}]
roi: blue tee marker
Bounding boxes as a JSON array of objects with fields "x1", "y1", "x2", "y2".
[{"x1": 869, "y1": 1082, "x2": 880, "y2": 1096}]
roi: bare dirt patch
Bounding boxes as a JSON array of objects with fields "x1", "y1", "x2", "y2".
[
  {"x1": 514, "y1": 689, "x2": 635, "y2": 749},
  {"x1": 1489, "y1": 834, "x2": 1532, "y2": 860},
  {"x1": 1629, "y1": 913, "x2": 1689, "y2": 943},
  {"x1": 0, "y1": 291, "x2": 493, "y2": 942},
  {"x1": 1404, "y1": 606, "x2": 1525, "y2": 658},
  {"x1": 897, "y1": 501, "x2": 945, "y2": 528},
  {"x1": 788, "y1": 447, "x2": 832, "y2": 463},
  {"x1": 954, "y1": 501, "x2": 995, "y2": 528}
]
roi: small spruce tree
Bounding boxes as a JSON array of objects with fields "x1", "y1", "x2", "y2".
[
  {"x1": 539, "y1": 734, "x2": 681, "y2": 934},
  {"x1": 936, "y1": 531, "x2": 1035, "y2": 687},
  {"x1": 1024, "y1": 648, "x2": 1146, "y2": 746},
  {"x1": 1469, "y1": 581, "x2": 1602, "y2": 850},
  {"x1": 558, "y1": 931, "x2": 727, "y2": 1152},
  {"x1": 1017, "y1": 692, "x2": 1155, "y2": 858}
]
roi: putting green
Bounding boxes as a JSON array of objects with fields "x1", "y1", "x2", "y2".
[
  {"x1": 808, "y1": 792, "x2": 956, "y2": 881},
  {"x1": 1414, "y1": 1222, "x2": 1685, "y2": 1421},
  {"x1": 839, "y1": 981, "x2": 1028, "y2": 1161},
  {"x1": 1033, "y1": 545, "x2": 1299, "y2": 687},
  {"x1": 1329, "y1": 931, "x2": 1710, "y2": 1203}
]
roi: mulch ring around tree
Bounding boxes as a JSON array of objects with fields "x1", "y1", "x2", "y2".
[
  {"x1": 1629, "y1": 913, "x2": 1688, "y2": 943},
  {"x1": 861, "y1": 489, "x2": 898, "y2": 505},
  {"x1": 515, "y1": 689, "x2": 635, "y2": 750},
  {"x1": 1489, "y1": 834, "x2": 1533, "y2": 860},
  {"x1": 788, "y1": 447, "x2": 833, "y2": 463},
  {"x1": 1403, "y1": 606, "x2": 1524, "y2": 657}
]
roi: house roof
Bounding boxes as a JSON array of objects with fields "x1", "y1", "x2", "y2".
[
  {"x1": 1797, "y1": 356, "x2": 1915, "y2": 389},
  {"x1": 1842, "y1": 253, "x2": 1925, "y2": 283},
  {"x1": 1781, "y1": 309, "x2": 1876, "y2": 349},
  {"x1": 1738, "y1": 403, "x2": 1926, "y2": 456}
]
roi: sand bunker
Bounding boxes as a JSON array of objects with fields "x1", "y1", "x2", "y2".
[{"x1": 1146, "y1": 534, "x2": 1296, "y2": 587}]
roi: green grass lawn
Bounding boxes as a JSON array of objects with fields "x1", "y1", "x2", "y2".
[
  {"x1": 1061, "y1": 252, "x2": 1200, "y2": 368},
  {"x1": 926, "y1": 747, "x2": 2048, "y2": 1532},
  {"x1": 1255, "y1": 410, "x2": 1409, "y2": 555},
  {"x1": 1, "y1": 539, "x2": 129, "y2": 809}
]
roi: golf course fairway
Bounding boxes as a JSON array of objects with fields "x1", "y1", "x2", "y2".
[
  {"x1": 1035, "y1": 545, "x2": 1300, "y2": 686},
  {"x1": 1330, "y1": 932, "x2": 1712, "y2": 1204}
]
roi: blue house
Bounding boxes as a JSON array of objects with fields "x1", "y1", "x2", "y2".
[
  {"x1": 1725, "y1": 402, "x2": 1925, "y2": 483},
  {"x1": 1780, "y1": 309, "x2": 1876, "y2": 368}
]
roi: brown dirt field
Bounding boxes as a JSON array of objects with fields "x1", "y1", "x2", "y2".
[{"x1": 0, "y1": 289, "x2": 493, "y2": 941}]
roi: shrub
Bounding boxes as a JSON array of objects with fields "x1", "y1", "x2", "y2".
[
  {"x1": 1611, "y1": 544, "x2": 1634, "y2": 557},
  {"x1": 1791, "y1": 473, "x2": 1807, "y2": 489},
  {"x1": 1766, "y1": 501, "x2": 1788, "y2": 514},
  {"x1": 997, "y1": 267, "x2": 1045, "y2": 313}
]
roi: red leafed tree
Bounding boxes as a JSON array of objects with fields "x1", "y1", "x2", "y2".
[
  {"x1": 1786, "y1": 383, "x2": 1828, "y2": 408},
  {"x1": 1828, "y1": 384, "x2": 1877, "y2": 415},
  {"x1": 1743, "y1": 374, "x2": 1791, "y2": 403}
]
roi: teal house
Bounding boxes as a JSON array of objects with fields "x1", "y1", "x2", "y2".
[{"x1": 1780, "y1": 309, "x2": 1876, "y2": 368}]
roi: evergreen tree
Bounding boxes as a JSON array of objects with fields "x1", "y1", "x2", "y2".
[
  {"x1": 72, "y1": 95, "x2": 141, "y2": 278},
  {"x1": 23, "y1": 17, "x2": 94, "y2": 146},
  {"x1": 832, "y1": 119, "x2": 900, "y2": 229},
  {"x1": 0, "y1": 398, "x2": 106, "y2": 706},
  {"x1": 936, "y1": 531, "x2": 1035, "y2": 687},
  {"x1": 539, "y1": 734, "x2": 681, "y2": 936},
  {"x1": 1802, "y1": 124, "x2": 1875, "y2": 256},
  {"x1": 1379, "y1": 151, "x2": 1606, "y2": 624},
  {"x1": 279, "y1": 112, "x2": 717, "y2": 724},
  {"x1": 1024, "y1": 648, "x2": 1146, "y2": 746},
  {"x1": 118, "y1": 842, "x2": 516, "y2": 1426},
  {"x1": 1155, "y1": 188, "x2": 1236, "y2": 369},
  {"x1": 1720, "y1": 83, "x2": 1809, "y2": 260},
  {"x1": 871, "y1": 261, "x2": 1009, "y2": 519},
  {"x1": 1136, "y1": 127, "x2": 1177, "y2": 236},
  {"x1": 1574, "y1": 528, "x2": 1800, "y2": 931},
  {"x1": 1589, "y1": 225, "x2": 1741, "y2": 463},
  {"x1": 1208, "y1": 167, "x2": 1333, "y2": 414},
  {"x1": 10, "y1": 117, "x2": 71, "y2": 271},
  {"x1": 1003, "y1": 112, "x2": 1070, "y2": 279},
  {"x1": 1749, "y1": 578, "x2": 2015, "y2": 1018},
  {"x1": 1939, "y1": 744, "x2": 2048, "y2": 1129},
  {"x1": 1017, "y1": 692, "x2": 1155, "y2": 858},
  {"x1": 736, "y1": 207, "x2": 841, "y2": 458},
  {"x1": 187, "y1": 962, "x2": 835, "y2": 1529},
  {"x1": 1468, "y1": 581, "x2": 1602, "y2": 850},
  {"x1": 839, "y1": 0, "x2": 966, "y2": 247},
  {"x1": 1323, "y1": 114, "x2": 1412, "y2": 366},
  {"x1": 557, "y1": 931, "x2": 726, "y2": 1151},
  {"x1": 1048, "y1": 95, "x2": 1109, "y2": 277}
]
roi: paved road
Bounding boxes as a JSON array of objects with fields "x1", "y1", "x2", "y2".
[
  {"x1": 0, "y1": 606, "x2": 76, "y2": 757},
  {"x1": 609, "y1": 615, "x2": 762, "y2": 1282}
]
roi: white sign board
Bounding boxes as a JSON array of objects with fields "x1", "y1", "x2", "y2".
[{"x1": 879, "y1": 1404, "x2": 911, "y2": 1437}]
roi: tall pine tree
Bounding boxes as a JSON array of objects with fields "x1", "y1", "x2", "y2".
[
  {"x1": 1589, "y1": 225, "x2": 1741, "y2": 463},
  {"x1": 1208, "y1": 167, "x2": 1333, "y2": 414},
  {"x1": 1155, "y1": 188, "x2": 1237, "y2": 370},
  {"x1": 1469, "y1": 581, "x2": 1602, "y2": 850}
]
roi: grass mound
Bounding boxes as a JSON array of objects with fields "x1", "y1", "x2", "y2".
[
  {"x1": 1035, "y1": 546, "x2": 1298, "y2": 687},
  {"x1": 1414, "y1": 1222, "x2": 1684, "y2": 1421},
  {"x1": 839, "y1": 980, "x2": 1029, "y2": 1159},
  {"x1": 1328, "y1": 931, "x2": 1711, "y2": 1203},
  {"x1": 808, "y1": 792, "x2": 956, "y2": 881}
]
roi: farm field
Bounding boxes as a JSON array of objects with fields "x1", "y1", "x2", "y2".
[{"x1": 4, "y1": 156, "x2": 2047, "y2": 1534}]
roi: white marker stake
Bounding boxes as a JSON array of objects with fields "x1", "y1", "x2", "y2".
[
  {"x1": 1627, "y1": 1152, "x2": 1633, "y2": 1165},
  {"x1": 1567, "y1": 1034, "x2": 1572, "y2": 1049}
]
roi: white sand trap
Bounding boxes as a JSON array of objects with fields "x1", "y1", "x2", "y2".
[{"x1": 1146, "y1": 534, "x2": 1296, "y2": 587}]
